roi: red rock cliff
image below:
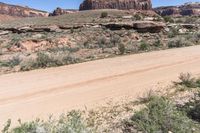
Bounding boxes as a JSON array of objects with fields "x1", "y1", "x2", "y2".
[
  {"x1": 79, "y1": 0, "x2": 152, "y2": 11},
  {"x1": 154, "y1": 2, "x2": 200, "y2": 16},
  {"x1": 0, "y1": 2, "x2": 49, "y2": 17}
]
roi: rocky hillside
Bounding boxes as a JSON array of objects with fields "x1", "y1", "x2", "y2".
[
  {"x1": 155, "y1": 2, "x2": 200, "y2": 16},
  {"x1": 0, "y1": 2, "x2": 49, "y2": 17},
  {"x1": 79, "y1": 0, "x2": 152, "y2": 10},
  {"x1": 50, "y1": 7, "x2": 78, "y2": 16}
]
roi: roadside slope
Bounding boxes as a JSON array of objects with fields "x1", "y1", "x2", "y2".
[{"x1": 1, "y1": 45, "x2": 200, "y2": 126}]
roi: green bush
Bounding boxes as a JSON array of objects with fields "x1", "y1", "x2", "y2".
[
  {"x1": 3, "y1": 111, "x2": 94, "y2": 133},
  {"x1": 139, "y1": 40, "x2": 149, "y2": 51},
  {"x1": 168, "y1": 27, "x2": 179, "y2": 38},
  {"x1": 168, "y1": 37, "x2": 192, "y2": 48},
  {"x1": 20, "y1": 52, "x2": 81, "y2": 71},
  {"x1": 100, "y1": 12, "x2": 108, "y2": 18},
  {"x1": 125, "y1": 96, "x2": 199, "y2": 133},
  {"x1": 118, "y1": 43, "x2": 125, "y2": 55},
  {"x1": 97, "y1": 36, "x2": 107, "y2": 51},
  {"x1": 110, "y1": 34, "x2": 121, "y2": 46},
  {"x1": 179, "y1": 93, "x2": 200, "y2": 122},
  {"x1": 188, "y1": 103, "x2": 200, "y2": 122},
  {"x1": 163, "y1": 16, "x2": 174, "y2": 23},
  {"x1": 0, "y1": 56, "x2": 21, "y2": 68},
  {"x1": 153, "y1": 38, "x2": 162, "y2": 47},
  {"x1": 177, "y1": 73, "x2": 196, "y2": 87}
]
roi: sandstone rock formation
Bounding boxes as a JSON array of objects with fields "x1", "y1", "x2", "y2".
[
  {"x1": 50, "y1": 7, "x2": 78, "y2": 16},
  {"x1": 154, "y1": 2, "x2": 200, "y2": 16},
  {"x1": 0, "y1": 2, "x2": 49, "y2": 17},
  {"x1": 102, "y1": 21, "x2": 165, "y2": 33},
  {"x1": 79, "y1": 0, "x2": 152, "y2": 10}
]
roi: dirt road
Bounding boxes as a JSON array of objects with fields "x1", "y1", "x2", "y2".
[{"x1": 1, "y1": 45, "x2": 200, "y2": 126}]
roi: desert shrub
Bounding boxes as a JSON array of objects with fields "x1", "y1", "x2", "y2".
[
  {"x1": 168, "y1": 37, "x2": 192, "y2": 48},
  {"x1": 168, "y1": 27, "x2": 179, "y2": 38},
  {"x1": 35, "y1": 52, "x2": 58, "y2": 68},
  {"x1": 48, "y1": 46, "x2": 79, "y2": 53},
  {"x1": 124, "y1": 96, "x2": 199, "y2": 133},
  {"x1": 62, "y1": 54, "x2": 81, "y2": 65},
  {"x1": 179, "y1": 92, "x2": 200, "y2": 122},
  {"x1": 136, "y1": 89, "x2": 157, "y2": 104},
  {"x1": 20, "y1": 58, "x2": 36, "y2": 71},
  {"x1": 178, "y1": 73, "x2": 196, "y2": 87},
  {"x1": 187, "y1": 102, "x2": 200, "y2": 122},
  {"x1": 20, "y1": 52, "x2": 61, "y2": 70},
  {"x1": 174, "y1": 73, "x2": 200, "y2": 88},
  {"x1": 0, "y1": 56, "x2": 21, "y2": 68},
  {"x1": 4, "y1": 111, "x2": 93, "y2": 133},
  {"x1": 153, "y1": 38, "x2": 162, "y2": 47},
  {"x1": 163, "y1": 16, "x2": 174, "y2": 23},
  {"x1": 139, "y1": 40, "x2": 149, "y2": 51},
  {"x1": 188, "y1": 32, "x2": 200, "y2": 44},
  {"x1": 97, "y1": 36, "x2": 107, "y2": 51},
  {"x1": 110, "y1": 34, "x2": 121, "y2": 46},
  {"x1": 187, "y1": 102, "x2": 200, "y2": 123},
  {"x1": 100, "y1": 12, "x2": 108, "y2": 18},
  {"x1": 185, "y1": 17, "x2": 197, "y2": 24},
  {"x1": 20, "y1": 52, "x2": 81, "y2": 71},
  {"x1": 176, "y1": 18, "x2": 184, "y2": 23},
  {"x1": 118, "y1": 43, "x2": 125, "y2": 55}
]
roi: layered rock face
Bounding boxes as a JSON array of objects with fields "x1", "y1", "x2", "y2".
[
  {"x1": 79, "y1": 0, "x2": 152, "y2": 10},
  {"x1": 50, "y1": 8, "x2": 78, "y2": 16},
  {"x1": 0, "y1": 2, "x2": 49, "y2": 17},
  {"x1": 155, "y1": 2, "x2": 200, "y2": 16}
]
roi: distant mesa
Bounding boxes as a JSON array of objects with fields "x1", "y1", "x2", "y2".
[
  {"x1": 0, "y1": 2, "x2": 49, "y2": 17},
  {"x1": 49, "y1": 7, "x2": 78, "y2": 16},
  {"x1": 154, "y1": 2, "x2": 200, "y2": 16},
  {"x1": 79, "y1": 0, "x2": 152, "y2": 11}
]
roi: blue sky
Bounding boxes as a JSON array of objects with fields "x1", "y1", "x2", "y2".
[{"x1": 0, "y1": 0, "x2": 199, "y2": 12}]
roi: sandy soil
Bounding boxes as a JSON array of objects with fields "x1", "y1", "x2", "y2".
[{"x1": 1, "y1": 45, "x2": 200, "y2": 127}]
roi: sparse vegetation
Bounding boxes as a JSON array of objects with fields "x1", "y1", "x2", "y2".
[
  {"x1": 168, "y1": 37, "x2": 192, "y2": 48},
  {"x1": 174, "y1": 73, "x2": 200, "y2": 88},
  {"x1": 139, "y1": 40, "x2": 149, "y2": 51},
  {"x1": 3, "y1": 74, "x2": 200, "y2": 132},
  {"x1": 118, "y1": 43, "x2": 125, "y2": 55},
  {"x1": 0, "y1": 9, "x2": 200, "y2": 75},
  {"x1": 2, "y1": 111, "x2": 94, "y2": 133},
  {"x1": 125, "y1": 96, "x2": 200, "y2": 133},
  {"x1": 100, "y1": 12, "x2": 108, "y2": 18},
  {"x1": 163, "y1": 16, "x2": 174, "y2": 23},
  {"x1": 20, "y1": 52, "x2": 81, "y2": 71},
  {"x1": 97, "y1": 36, "x2": 107, "y2": 52},
  {"x1": 0, "y1": 56, "x2": 21, "y2": 68}
]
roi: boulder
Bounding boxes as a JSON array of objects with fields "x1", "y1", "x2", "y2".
[{"x1": 132, "y1": 21, "x2": 165, "y2": 33}]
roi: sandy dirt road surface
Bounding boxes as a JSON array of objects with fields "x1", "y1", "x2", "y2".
[{"x1": 1, "y1": 45, "x2": 200, "y2": 127}]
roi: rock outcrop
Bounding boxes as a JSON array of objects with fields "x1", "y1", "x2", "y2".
[
  {"x1": 0, "y1": 2, "x2": 49, "y2": 17},
  {"x1": 50, "y1": 7, "x2": 78, "y2": 16},
  {"x1": 154, "y1": 2, "x2": 200, "y2": 16},
  {"x1": 102, "y1": 21, "x2": 165, "y2": 33},
  {"x1": 79, "y1": 0, "x2": 152, "y2": 10}
]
